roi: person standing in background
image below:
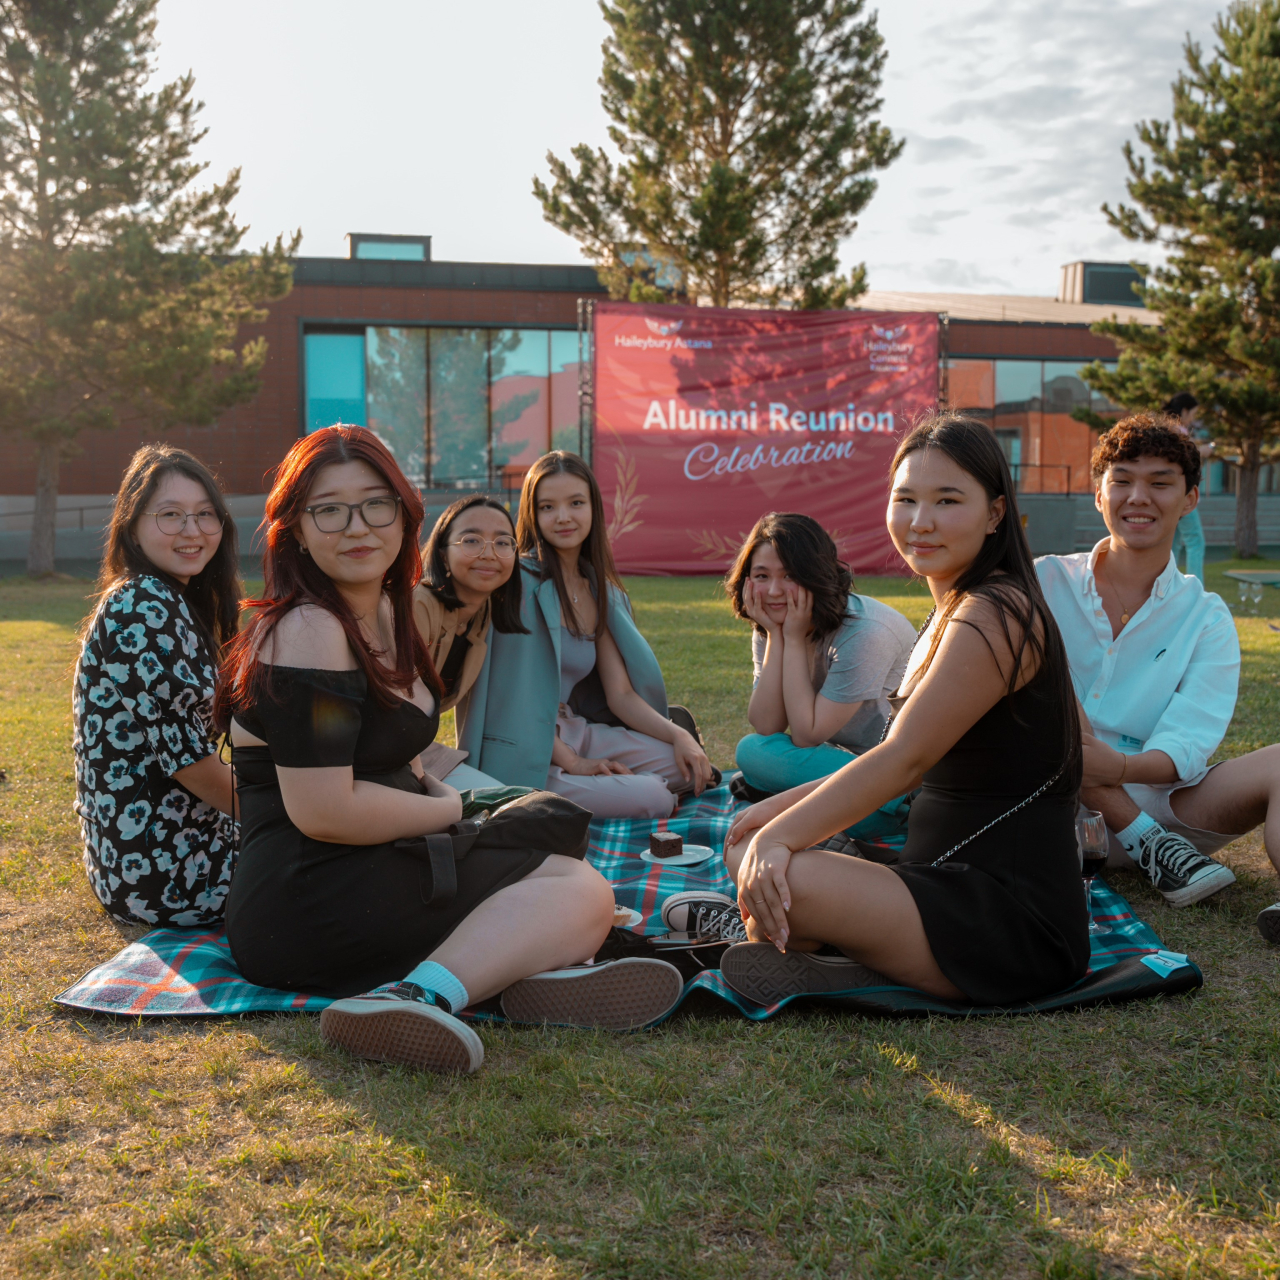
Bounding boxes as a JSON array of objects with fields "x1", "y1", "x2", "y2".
[{"x1": 1163, "y1": 392, "x2": 1212, "y2": 583}]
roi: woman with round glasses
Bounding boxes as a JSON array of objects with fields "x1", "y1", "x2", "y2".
[
  {"x1": 72, "y1": 444, "x2": 241, "y2": 929},
  {"x1": 412, "y1": 496, "x2": 528, "y2": 789}
]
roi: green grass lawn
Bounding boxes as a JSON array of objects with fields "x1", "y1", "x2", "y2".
[{"x1": 1, "y1": 566, "x2": 1278, "y2": 1278}]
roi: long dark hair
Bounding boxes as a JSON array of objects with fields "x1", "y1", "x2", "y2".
[
  {"x1": 893, "y1": 413, "x2": 1080, "y2": 776},
  {"x1": 214, "y1": 426, "x2": 439, "y2": 731},
  {"x1": 724, "y1": 512, "x2": 853, "y2": 637},
  {"x1": 91, "y1": 443, "x2": 240, "y2": 649},
  {"x1": 421, "y1": 495, "x2": 528, "y2": 634},
  {"x1": 515, "y1": 451, "x2": 625, "y2": 638}
]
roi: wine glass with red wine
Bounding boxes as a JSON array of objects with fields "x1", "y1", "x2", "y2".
[{"x1": 1076, "y1": 808, "x2": 1112, "y2": 937}]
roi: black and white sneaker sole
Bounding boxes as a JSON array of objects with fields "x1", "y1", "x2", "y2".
[
  {"x1": 1258, "y1": 904, "x2": 1280, "y2": 945},
  {"x1": 720, "y1": 942, "x2": 889, "y2": 1005},
  {"x1": 320, "y1": 997, "x2": 484, "y2": 1074},
  {"x1": 660, "y1": 890, "x2": 735, "y2": 931},
  {"x1": 1161, "y1": 862, "x2": 1236, "y2": 908},
  {"x1": 501, "y1": 957, "x2": 684, "y2": 1030}
]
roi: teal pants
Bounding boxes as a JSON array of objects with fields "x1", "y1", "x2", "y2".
[
  {"x1": 735, "y1": 732, "x2": 911, "y2": 843},
  {"x1": 1172, "y1": 508, "x2": 1205, "y2": 583}
]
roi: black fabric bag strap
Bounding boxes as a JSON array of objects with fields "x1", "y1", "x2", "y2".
[{"x1": 395, "y1": 832, "x2": 461, "y2": 906}]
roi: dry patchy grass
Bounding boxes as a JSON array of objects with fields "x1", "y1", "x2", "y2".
[{"x1": 0, "y1": 571, "x2": 1278, "y2": 1278}]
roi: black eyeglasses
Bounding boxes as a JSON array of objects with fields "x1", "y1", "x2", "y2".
[{"x1": 304, "y1": 496, "x2": 402, "y2": 533}]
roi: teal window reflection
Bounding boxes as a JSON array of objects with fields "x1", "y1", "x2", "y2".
[
  {"x1": 305, "y1": 333, "x2": 367, "y2": 432},
  {"x1": 430, "y1": 329, "x2": 490, "y2": 486},
  {"x1": 1042, "y1": 361, "x2": 1091, "y2": 414},
  {"x1": 491, "y1": 330, "x2": 550, "y2": 476},
  {"x1": 550, "y1": 329, "x2": 585, "y2": 456},
  {"x1": 367, "y1": 327, "x2": 427, "y2": 487},
  {"x1": 994, "y1": 361, "x2": 1041, "y2": 413},
  {"x1": 355, "y1": 241, "x2": 426, "y2": 261}
]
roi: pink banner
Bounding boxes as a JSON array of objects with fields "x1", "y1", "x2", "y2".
[{"x1": 592, "y1": 301, "x2": 940, "y2": 575}]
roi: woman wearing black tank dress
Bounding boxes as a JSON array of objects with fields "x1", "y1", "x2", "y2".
[
  {"x1": 721, "y1": 415, "x2": 1088, "y2": 1006},
  {"x1": 218, "y1": 427, "x2": 681, "y2": 1075}
]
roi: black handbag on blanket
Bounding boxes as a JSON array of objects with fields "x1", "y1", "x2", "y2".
[{"x1": 393, "y1": 790, "x2": 592, "y2": 906}]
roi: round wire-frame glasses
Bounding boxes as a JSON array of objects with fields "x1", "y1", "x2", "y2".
[
  {"x1": 144, "y1": 508, "x2": 224, "y2": 536},
  {"x1": 450, "y1": 535, "x2": 517, "y2": 559}
]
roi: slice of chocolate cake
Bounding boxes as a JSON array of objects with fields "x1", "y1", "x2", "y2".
[{"x1": 650, "y1": 831, "x2": 683, "y2": 859}]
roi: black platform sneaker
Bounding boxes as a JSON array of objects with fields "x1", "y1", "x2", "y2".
[{"x1": 1134, "y1": 827, "x2": 1236, "y2": 907}]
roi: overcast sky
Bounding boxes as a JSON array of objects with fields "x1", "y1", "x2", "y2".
[{"x1": 154, "y1": 0, "x2": 1226, "y2": 296}]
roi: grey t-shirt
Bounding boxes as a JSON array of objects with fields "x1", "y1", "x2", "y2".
[{"x1": 751, "y1": 593, "x2": 918, "y2": 752}]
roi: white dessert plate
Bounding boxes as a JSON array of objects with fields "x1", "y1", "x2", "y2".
[
  {"x1": 639, "y1": 843, "x2": 717, "y2": 868},
  {"x1": 612, "y1": 906, "x2": 643, "y2": 928}
]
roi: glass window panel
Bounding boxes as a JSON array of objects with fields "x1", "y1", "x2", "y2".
[
  {"x1": 366, "y1": 327, "x2": 427, "y2": 487},
  {"x1": 305, "y1": 333, "x2": 366, "y2": 432},
  {"x1": 946, "y1": 359, "x2": 994, "y2": 411},
  {"x1": 550, "y1": 329, "x2": 585, "y2": 456},
  {"x1": 1042, "y1": 361, "x2": 1092, "y2": 414},
  {"x1": 994, "y1": 360, "x2": 1041, "y2": 413},
  {"x1": 355, "y1": 241, "x2": 426, "y2": 261},
  {"x1": 1088, "y1": 360, "x2": 1121, "y2": 412},
  {"x1": 429, "y1": 329, "x2": 489, "y2": 486},
  {"x1": 491, "y1": 330, "x2": 550, "y2": 484}
]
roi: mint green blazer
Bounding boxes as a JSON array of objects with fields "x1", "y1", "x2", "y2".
[{"x1": 456, "y1": 563, "x2": 669, "y2": 788}]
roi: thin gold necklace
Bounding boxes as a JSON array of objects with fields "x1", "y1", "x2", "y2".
[{"x1": 1101, "y1": 557, "x2": 1143, "y2": 627}]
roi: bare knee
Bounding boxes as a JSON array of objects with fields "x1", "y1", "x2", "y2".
[{"x1": 724, "y1": 836, "x2": 748, "y2": 882}]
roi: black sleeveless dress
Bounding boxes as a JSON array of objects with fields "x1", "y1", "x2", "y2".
[
  {"x1": 893, "y1": 665, "x2": 1089, "y2": 1005},
  {"x1": 224, "y1": 666, "x2": 553, "y2": 998}
]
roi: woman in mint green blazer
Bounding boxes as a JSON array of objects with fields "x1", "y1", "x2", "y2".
[{"x1": 457, "y1": 453, "x2": 712, "y2": 817}]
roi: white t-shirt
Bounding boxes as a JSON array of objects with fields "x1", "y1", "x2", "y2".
[
  {"x1": 750, "y1": 593, "x2": 918, "y2": 752},
  {"x1": 1036, "y1": 541, "x2": 1240, "y2": 784}
]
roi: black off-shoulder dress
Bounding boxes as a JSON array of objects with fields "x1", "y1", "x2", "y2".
[
  {"x1": 892, "y1": 665, "x2": 1090, "y2": 1006},
  {"x1": 225, "y1": 666, "x2": 552, "y2": 997}
]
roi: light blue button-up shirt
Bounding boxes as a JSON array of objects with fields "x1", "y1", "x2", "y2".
[{"x1": 1036, "y1": 540, "x2": 1240, "y2": 784}]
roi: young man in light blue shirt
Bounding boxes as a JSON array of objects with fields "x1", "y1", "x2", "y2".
[{"x1": 1037, "y1": 414, "x2": 1280, "y2": 941}]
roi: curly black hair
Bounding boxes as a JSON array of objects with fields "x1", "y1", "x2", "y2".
[{"x1": 1091, "y1": 413, "x2": 1201, "y2": 491}]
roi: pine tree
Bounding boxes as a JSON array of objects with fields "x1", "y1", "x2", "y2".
[
  {"x1": 1080, "y1": 0, "x2": 1280, "y2": 557},
  {"x1": 533, "y1": 0, "x2": 901, "y2": 309},
  {"x1": 0, "y1": 0, "x2": 297, "y2": 575}
]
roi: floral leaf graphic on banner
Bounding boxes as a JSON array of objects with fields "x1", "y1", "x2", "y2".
[
  {"x1": 690, "y1": 529, "x2": 749, "y2": 562},
  {"x1": 607, "y1": 450, "x2": 647, "y2": 542}
]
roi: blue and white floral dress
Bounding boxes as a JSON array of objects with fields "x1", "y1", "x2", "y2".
[{"x1": 72, "y1": 574, "x2": 237, "y2": 927}]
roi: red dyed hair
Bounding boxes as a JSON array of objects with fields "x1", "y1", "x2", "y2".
[{"x1": 214, "y1": 426, "x2": 440, "y2": 732}]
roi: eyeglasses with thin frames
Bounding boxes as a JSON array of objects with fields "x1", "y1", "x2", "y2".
[
  {"x1": 304, "y1": 496, "x2": 402, "y2": 533},
  {"x1": 450, "y1": 535, "x2": 517, "y2": 559},
  {"x1": 144, "y1": 508, "x2": 224, "y2": 536}
]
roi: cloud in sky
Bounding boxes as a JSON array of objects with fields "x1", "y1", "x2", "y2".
[{"x1": 153, "y1": 0, "x2": 1226, "y2": 295}]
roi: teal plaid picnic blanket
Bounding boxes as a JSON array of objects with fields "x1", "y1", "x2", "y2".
[{"x1": 54, "y1": 780, "x2": 1201, "y2": 1020}]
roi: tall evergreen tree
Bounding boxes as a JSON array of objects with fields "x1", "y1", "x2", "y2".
[
  {"x1": 533, "y1": 0, "x2": 901, "y2": 309},
  {"x1": 0, "y1": 0, "x2": 296, "y2": 575},
  {"x1": 1080, "y1": 0, "x2": 1280, "y2": 557}
]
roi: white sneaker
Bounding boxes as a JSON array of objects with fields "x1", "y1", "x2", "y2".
[
  {"x1": 1135, "y1": 826, "x2": 1236, "y2": 907},
  {"x1": 320, "y1": 982, "x2": 484, "y2": 1074}
]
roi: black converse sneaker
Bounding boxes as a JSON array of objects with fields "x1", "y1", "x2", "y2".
[
  {"x1": 720, "y1": 943, "x2": 890, "y2": 1005},
  {"x1": 1258, "y1": 903, "x2": 1280, "y2": 944},
  {"x1": 660, "y1": 891, "x2": 747, "y2": 940},
  {"x1": 320, "y1": 982, "x2": 484, "y2": 1074},
  {"x1": 1135, "y1": 827, "x2": 1236, "y2": 907}
]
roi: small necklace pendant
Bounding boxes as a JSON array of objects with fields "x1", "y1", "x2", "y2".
[{"x1": 1120, "y1": 611, "x2": 1130, "y2": 625}]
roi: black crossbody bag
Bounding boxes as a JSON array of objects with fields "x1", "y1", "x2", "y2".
[{"x1": 393, "y1": 790, "x2": 592, "y2": 906}]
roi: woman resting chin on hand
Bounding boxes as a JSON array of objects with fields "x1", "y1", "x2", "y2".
[{"x1": 719, "y1": 415, "x2": 1089, "y2": 1010}]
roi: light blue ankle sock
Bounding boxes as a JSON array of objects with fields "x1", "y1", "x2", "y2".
[
  {"x1": 402, "y1": 961, "x2": 469, "y2": 1014},
  {"x1": 1116, "y1": 810, "x2": 1159, "y2": 854}
]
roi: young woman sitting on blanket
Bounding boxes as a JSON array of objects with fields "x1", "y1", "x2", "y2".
[
  {"x1": 412, "y1": 495, "x2": 528, "y2": 790},
  {"x1": 217, "y1": 426, "x2": 681, "y2": 1076},
  {"x1": 727, "y1": 513, "x2": 917, "y2": 831},
  {"x1": 73, "y1": 444, "x2": 240, "y2": 929},
  {"x1": 719, "y1": 414, "x2": 1089, "y2": 1007},
  {"x1": 456, "y1": 451, "x2": 715, "y2": 819}
]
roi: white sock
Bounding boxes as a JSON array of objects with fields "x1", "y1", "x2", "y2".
[
  {"x1": 402, "y1": 960, "x2": 469, "y2": 1014},
  {"x1": 1116, "y1": 810, "x2": 1160, "y2": 854}
]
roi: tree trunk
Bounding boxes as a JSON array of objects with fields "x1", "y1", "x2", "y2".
[
  {"x1": 27, "y1": 438, "x2": 61, "y2": 577},
  {"x1": 1234, "y1": 437, "x2": 1261, "y2": 559}
]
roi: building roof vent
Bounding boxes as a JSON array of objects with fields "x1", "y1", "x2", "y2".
[
  {"x1": 346, "y1": 233, "x2": 432, "y2": 262},
  {"x1": 1059, "y1": 261, "x2": 1145, "y2": 308}
]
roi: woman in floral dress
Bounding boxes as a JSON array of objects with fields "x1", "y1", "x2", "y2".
[{"x1": 73, "y1": 444, "x2": 241, "y2": 927}]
